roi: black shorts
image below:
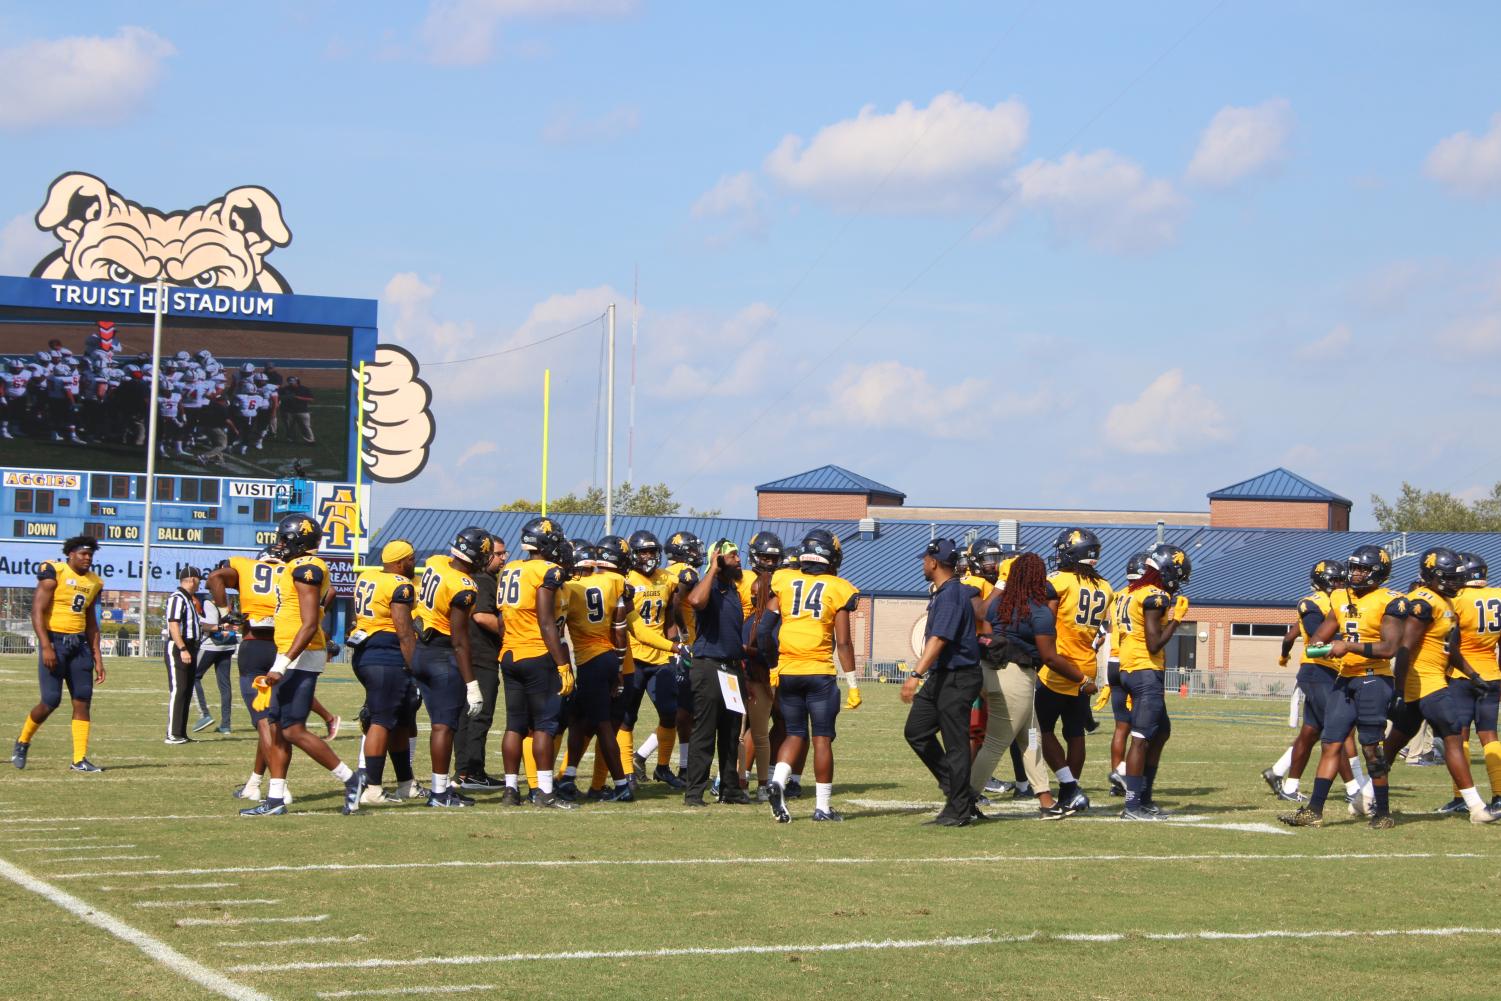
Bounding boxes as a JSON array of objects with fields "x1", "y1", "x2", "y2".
[
  {"x1": 38, "y1": 632, "x2": 94, "y2": 707},
  {"x1": 1122, "y1": 669, "x2": 1169, "y2": 741},
  {"x1": 778, "y1": 674, "x2": 840, "y2": 740},
  {"x1": 1106, "y1": 660, "x2": 1130, "y2": 724},
  {"x1": 237, "y1": 637, "x2": 277, "y2": 724},
  {"x1": 1034, "y1": 682, "x2": 1088, "y2": 739},
  {"x1": 573, "y1": 651, "x2": 621, "y2": 727},
  {"x1": 1389, "y1": 686, "x2": 1463, "y2": 740},
  {"x1": 411, "y1": 640, "x2": 463, "y2": 730},
  {"x1": 1448, "y1": 676, "x2": 1501, "y2": 733},
  {"x1": 501, "y1": 651, "x2": 561, "y2": 735},
  {"x1": 267, "y1": 669, "x2": 320, "y2": 728},
  {"x1": 1295, "y1": 662, "x2": 1338, "y2": 732},
  {"x1": 354, "y1": 636, "x2": 410, "y2": 729},
  {"x1": 1320, "y1": 673, "x2": 1393, "y2": 746}
]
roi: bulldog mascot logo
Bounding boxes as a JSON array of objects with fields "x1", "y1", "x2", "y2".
[{"x1": 27, "y1": 171, "x2": 433, "y2": 483}]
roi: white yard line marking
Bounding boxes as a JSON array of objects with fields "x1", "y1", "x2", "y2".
[
  {"x1": 101, "y1": 882, "x2": 241, "y2": 892},
  {"x1": 220, "y1": 934, "x2": 369, "y2": 948},
  {"x1": 0, "y1": 826, "x2": 80, "y2": 833},
  {"x1": 229, "y1": 926, "x2": 1501, "y2": 973},
  {"x1": 135, "y1": 898, "x2": 281, "y2": 909},
  {"x1": 318, "y1": 987, "x2": 496, "y2": 998},
  {"x1": 0, "y1": 806, "x2": 707, "y2": 825},
  {"x1": 57, "y1": 850, "x2": 1483, "y2": 882},
  {"x1": 15, "y1": 844, "x2": 136, "y2": 853},
  {"x1": 8, "y1": 834, "x2": 100, "y2": 843},
  {"x1": 0, "y1": 857, "x2": 271, "y2": 1001},
  {"x1": 177, "y1": 914, "x2": 329, "y2": 927},
  {"x1": 78, "y1": 855, "x2": 158, "y2": 862}
]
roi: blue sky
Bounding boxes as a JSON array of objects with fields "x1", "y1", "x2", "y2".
[{"x1": 2, "y1": 2, "x2": 1500, "y2": 528}]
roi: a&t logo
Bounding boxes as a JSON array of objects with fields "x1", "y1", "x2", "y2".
[{"x1": 317, "y1": 487, "x2": 362, "y2": 551}]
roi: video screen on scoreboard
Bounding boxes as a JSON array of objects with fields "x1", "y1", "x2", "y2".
[{"x1": 0, "y1": 306, "x2": 352, "y2": 480}]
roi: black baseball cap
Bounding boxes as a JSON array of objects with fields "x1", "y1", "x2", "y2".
[{"x1": 919, "y1": 539, "x2": 960, "y2": 566}]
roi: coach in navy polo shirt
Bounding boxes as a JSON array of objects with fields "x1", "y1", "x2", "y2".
[{"x1": 902, "y1": 539, "x2": 983, "y2": 826}]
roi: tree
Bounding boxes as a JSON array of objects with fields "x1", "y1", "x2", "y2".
[
  {"x1": 495, "y1": 481, "x2": 720, "y2": 518},
  {"x1": 1370, "y1": 481, "x2": 1501, "y2": 533}
]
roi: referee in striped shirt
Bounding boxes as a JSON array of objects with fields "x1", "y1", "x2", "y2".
[{"x1": 164, "y1": 566, "x2": 203, "y2": 744}]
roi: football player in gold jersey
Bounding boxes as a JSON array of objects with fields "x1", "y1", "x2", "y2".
[
  {"x1": 760, "y1": 530, "x2": 859, "y2": 822},
  {"x1": 241, "y1": 516, "x2": 365, "y2": 817},
  {"x1": 1383, "y1": 548, "x2": 1497, "y2": 823},
  {"x1": 498, "y1": 517, "x2": 575, "y2": 809},
  {"x1": 632, "y1": 530, "x2": 704, "y2": 783},
  {"x1": 1261, "y1": 560, "x2": 1363, "y2": 806},
  {"x1": 1285, "y1": 545, "x2": 1406, "y2": 828},
  {"x1": 1449, "y1": 552, "x2": 1501, "y2": 808},
  {"x1": 558, "y1": 540, "x2": 635, "y2": 801},
  {"x1": 622, "y1": 529, "x2": 686, "y2": 788},
  {"x1": 1102, "y1": 550, "x2": 1149, "y2": 795},
  {"x1": 1041, "y1": 529, "x2": 1112, "y2": 812},
  {"x1": 349, "y1": 540, "x2": 419, "y2": 804},
  {"x1": 211, "y1": 544, "x2": 286, "y2": 802},
  {"x1": 12, "y1": 536, "x2": 104, "y2": 772},
  {"x1": 1115, "y1": 544, "x2": 1192, "y2": 820}
]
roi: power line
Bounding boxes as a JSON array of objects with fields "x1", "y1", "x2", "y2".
[
  {"x1": 677, "y1": 0, "x2": 1229, "y2": 484},
  {"x1": 419, "y1": 312, "x2": 607, "y2": 368}
]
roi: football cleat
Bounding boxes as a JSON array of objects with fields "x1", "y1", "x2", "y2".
[
  {"x1": 425, "y1": 790, "x2": 470, "y2": 808},
  {"x1": 499, "y1": 787, "x2": 522, "y2": 807},
  {"x1": 1260, "y1": 767, "x2": 1284, "y2": 796},
  {"x1": 767, "y1": 780, "x2": 791, "y2": 823},
  {"x1": 455, "y1": 773, "x2": 504, "y2": 791},
  {"x1": 984, "y1": 777, "x2": 1013, "y2": 794},
  {"x1": 535, "y1": 791, "x2": 576, "y2": 810},
  {"x1": 1011, "y1": 784, "x2": 1037, "y2": 801},
  {"x1": 1039, "y1": 804, "x2": 1069, "y2": 820},
  {"x1": 1120, "y1": 806, "x2": 1163, "y2": 821},
  {"x1": 1433, "y1": 797, "x2": 1467, "y2": 815},
  {"x1": 632, "y1": 754, "x2": 648, "y2": 783},
  {"x1": 654, "y1": 765, "x2": 686, "y2": 789},
  {"x1": 1368, "y1": 812, "x2": 1396, "y2": 830},
  {"x1": 555, "y1": 779, "x2": 580, "y2": 802},
  {"x1": 240, "y1": 799, "x2": 287, "y2": 817},
  {"x1": 1491, "y1": 796, "x2": 1501, "y2": 812},
  {"x1": 811, "y1": 808, "x2": 844, "y2": 822},
  {"x1": 1107, "y1": 772, "x2": 1126, "y2": 796},
  {"x1": 232, "y1": 784, "x2": 260, "y2": 800},
  {"x1": 68, "y1": 758, "x2": 103, "y2": 773},
  {"x1": 602, "y1": 783, "x2": 634, "y2": 802},
  {"x1": 719, "y1": 787, "x2": 752, "y2": 805},
  {"x1": 360, "y1": 786, "x2": 397, "y2": 806},
  {"x1": 1277, "y1": 786, "x2": 1309, "y2": 804},
  {"x1": 341, "y1": 772, "x2": 367, "y2": 815},
  {"x1": 12, "y1": 741, "x2": 28, "y2": 770},
  {"x1": 389, "y1": 780, "x2": 429, "y2": 802},
  {"x1": 1470, "y1": 804, "x2": 1500, "y2": 825},
  {"x1": 1279, "y1": 808, "x2": 1323, "y2": 828},
  {"x1": 1407, "y1": 749, "x2": 1443, "y2": 767},
  {"x1": 192, "y1": 714, "x2": 215, "y2": 733},
  {"x1": 1064, "y1": 791, "x2": 1090, "y2": 813},
  {"x1": 584, "y1": 787, "x2": 608, "y2": 802},
  {"x1": 784, "y1": 779, "x2": 803, "y2": 800},
  {"x1": 448, "y1": 788, "x2": 476, "y2": 806}
]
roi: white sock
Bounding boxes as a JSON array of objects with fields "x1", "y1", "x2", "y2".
[
  {"x1": 815, "y1": 782, "x2": 833, "y2": 812},
  {"x1": 1344, "y1": 779, "x2": 1360, "y2": 797},
  {"x1": 790, "y1": 772, "x2": 802, "y2": 785},
  {"x1": 1056, "y1": 767, "x2": 1076, "y2": 785},
  {"x1": 1272, "y1": 746, "x2": 1294, "y2": 777},
  {"x1": 1348, "y1": 756, "x2": 1366, "y2": 784},
  {"x1": 1114, "y1": 762, "x2": 1126, "y2": 775},
  {"x1": 1284, "y1": 778, "x2": 1300, "y2": 795},
  {"x1": 538, "y1": 770, "x2": 554, "y2": 794},
  {"x1": 741, "y1": 770, "x2": 751, "y2": 785},
  {"x1": 772, "y1": 761, "x2": 792, "y2": 787},
  {"x1": 432, "y1": 773, "x2": 449, "y2": 794},
  {"x1": 637, "y1": 733, "x2": 659, "y2": 760},
  {"x1": 407, "y1": 738, "x2": 416, "y2": 772},
  {"x1": 615, "y1": 777, "x2": 629, "y2": 788},
  {"x1": 504, "y1": 773, "x2": 518, "y2": 790},
  {"x1": 678, "y1": 744, "x2": 688, "y2": 769},
  {"x1": 1461, "y1": 786, "x2": 1485, "y2": 810},
  {"x1": 332, "y1": 762, "x2": 353, "y2": 782},
  {"x1": 268, "y1": 778, "x2": 287, "y2": 801},
  {"x1": 358, "y1": 734, "x2": 367, "y2": 769}
]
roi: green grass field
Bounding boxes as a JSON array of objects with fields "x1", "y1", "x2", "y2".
[{"x1": 2, "y1": 653, "x2": 1500, "y2": 1001}]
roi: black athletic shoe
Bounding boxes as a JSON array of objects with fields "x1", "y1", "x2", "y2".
[
  {"x1": 719, "y1": 788, "x2": 751, "y2": 805},
  {"x1": 341, "y1": 772, "x2": 367, "y2": 815},
  {"x1": 555, "y1": 778, "x2": 580, "y2": 802},
  {"x1": 784, "y1": 779, "x2": 803, "y2": 800},
  {"x1": 812, "y1": 808, "x2": 844, "y2": 822},
  {"x1": 1011, "y1": 784, "x2": 1036, "y2": 800},
  {"x1": 68, "y1": 758, "x2": 103, "y2": 773},
  {"x1": 683, "y1": 796, "x2": 708, "y2": 808},
  {"x1": 499, "y1": 787, "x2": 522, "y2": 807},
  {"x1": 12, "y1": 741, "x2": 29, "y2": 770},
  {"x1": 455, "y1": 772, "x2": 504, "y2": 791},
  {"x1": 1107, "y1": 771, "x2": 1126, "y2": 796},
  {"x1": 448, "y1": 787, "x2": 475, "y2": 806},
  {"x1": 602, "y1": 783, "x2": 634, "y2": 802},
  {"x1": 654, "y1": 765, "x2": 686, "y2": 789},
  {"x1": 1434, "y1": 797, "x2": 1467, "y2": 815},
  {"x1": 632, "y1": 754, "x2": 648, "y2": 783},
  {"x1": 535, "y1": 791, "x2": 576, "y2": 810},
  {"x1": 767, "y1": 780, "x2": 791, "y2": 823}
]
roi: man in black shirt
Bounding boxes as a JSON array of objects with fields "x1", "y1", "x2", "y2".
[
  {"x1": 683, "y1": 540, "x2": 749, "y2": 806},
  {"x1": 902, "y1": 539, "x2": 982, "y2": 826},
  {"x1": 455, "y1": 536, "x2": 506, "y2": 790}
]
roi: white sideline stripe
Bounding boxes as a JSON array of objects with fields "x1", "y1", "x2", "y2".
[
  {"x1": 8, "y1": 833, "x2": 98, "y2": 843},
  {"x1": 15, "y1": 844, "x2": 136, "y2": 852},
  {"x1": 1, "y1": 826, "x2": 80, "y2": 832},
  {"x1": 226, "y1": 926, "x2": 1501, "y2": 972},
  {"x1": 79, "y1": 855, "x2": 158, "y2": 862},
  {"x1": 61, "y1": 850, "x2": 1483, "y2": 881},
  {"x1": 135, "y1": 898, "x2": 281, "y2": 909},
  {"x1": 0, "y1": 806, "x2": 709, "y2": 825},
  {"x1": 177, "y1": 914, "x2": 329, "y2": 927},
  {"x1": 0, "y1": 857, "x2": 271, "y2": 1001},
  {"x1": 221, "y1": 934, "x2": 369, "y2": 948},
  {"x1": 101, "y1": 882, "x2": 240, "y2": 892},
  {"x1": 318, "y1": 987, "x2": 495, "y2": 998}
]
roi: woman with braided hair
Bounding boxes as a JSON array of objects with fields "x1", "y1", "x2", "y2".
[{"x1": 971, "y1": 552, "x2": 1078, "y2": 820}]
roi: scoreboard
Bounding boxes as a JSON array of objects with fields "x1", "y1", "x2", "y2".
[{"x1": 0, "y1": 275, "x2": 377, "y2": 594}]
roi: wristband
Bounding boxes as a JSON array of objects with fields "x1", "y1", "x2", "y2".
[
  {"x1": 557, "y1": 663, "x2": 571, "y2": 673},
  {"x1": 271, "y1": 653, "x2": 293, "y2": 675},
  {"x1": 1362, "y1": 642, "x2": 1375, "y2": 659}
]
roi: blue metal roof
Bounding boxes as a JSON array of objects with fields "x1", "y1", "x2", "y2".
[
  {"x1": 755, "y1": 465, "x2": 906, "y2": 498},
  {"x1": 1208, "y1": 468, "x2": 1351, "y2": 505}
]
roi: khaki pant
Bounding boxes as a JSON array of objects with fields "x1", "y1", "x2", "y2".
[
  {"x1": 289, "y1": 411, "x2": 314, "y2": 443},
  {"x1": 969, "y1": 662, "x2": 1051, "y2": 796}
]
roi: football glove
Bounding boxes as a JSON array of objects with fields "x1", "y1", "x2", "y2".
[
  {"x1": 1277, "y1": 655, "x2": 1289, "y2": 667},
  {"x1": 846, "y1": 687, "x2": 862, "y2": 710},
  {"x1": 557, "y1": 663, "x2": 576, "y2": 697},
  {"x1": 251, "y1": 675, "x2": 273, "y2": 712},
  {"x1": 465, "y1": 679, "x2": 484, "y2": 718},
  {"x1": 1468, "y1": 674, "x2": 1491, "y2": 697},
  {"x1": 769, "y1": 666, "x2": 781, "y2": 688},
  {"x1": 1172, "y1": 595, "x2": 1190, "y2": 620}
]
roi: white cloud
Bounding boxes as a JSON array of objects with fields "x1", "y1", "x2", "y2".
[
  {"x1": 655, "y1": 303, "x2": 778, "y2": 394},
  {"x1": 456, "y1": 440, "x2": 499, "y2": 466},
  {"x1": 419, "y1": 0, "x2": 634, "y2": 66},
  {"x1": 0, "y1": 213, "x2": 55, "y2": 276},
  {"x1": 1437, "y1": 312, "x2": 1501, "y2": 353},
  {"x1": 1425, "y1": 113, "x2": 1501, "y2": 197},
  {"x1": 809, "y1": 360, "x2": 1045, "y2": 439},
  {"x1": 1102, "y1": 369, "x2": 1230, "y2": 455},
  {"x1": 1012, "y1": 150, "x2": 1187, "y2": 253},
  {"x1": 0, "y1": 27, "x2": 174, "y2": 129},
  {"x1": 541, "y1": 105, "x2": 639, "y2": 145},
  {"x1": 1185, "y1": 98, "x2": 1294, "y2": 188},
  {"x1": 691, "y1": 171, "x2": 766, "y2": 244},
  {"x1": 763, "y1": 91, "x2": 1029, "y2": 213},
  {"x1": 1296, "y1": 323, "x2": 1352, "y2": 362}
]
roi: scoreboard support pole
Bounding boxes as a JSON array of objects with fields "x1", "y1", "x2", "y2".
[{"x1": 137, "y1": 281, "x2": 167, "y2": 653}]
